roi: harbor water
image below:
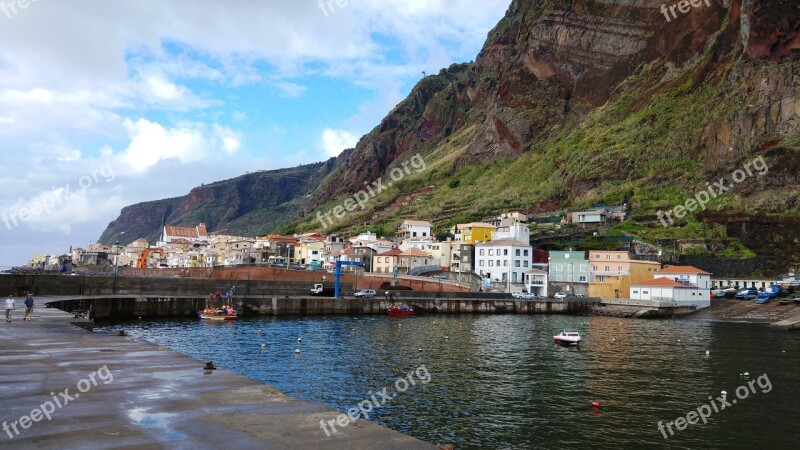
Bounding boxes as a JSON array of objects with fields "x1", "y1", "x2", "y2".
[{"x1": 97, "y1": 315, "x2": 800, "y2": 449}]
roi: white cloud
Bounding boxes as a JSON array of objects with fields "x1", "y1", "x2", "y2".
[{"x1": 321, "y1": 128, "x2": 359, "y2": 157}]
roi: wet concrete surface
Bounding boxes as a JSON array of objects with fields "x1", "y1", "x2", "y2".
[{"x1": 0, "y1": 306, "x2": 435, "y2": 449}]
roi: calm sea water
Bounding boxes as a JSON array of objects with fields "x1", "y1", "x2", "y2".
[{"x1": 97, "y1": 315, "x2": 800, "y2": 449}]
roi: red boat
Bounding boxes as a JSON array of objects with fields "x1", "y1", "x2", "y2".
[{"x1": 388, "y1": 305, "x2": 415, "y2": 317}]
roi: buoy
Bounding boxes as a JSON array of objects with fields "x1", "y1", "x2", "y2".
[
  {"x1": 297, "y1": 338, "x2": 302, "y2": 343},
  {"x1": 612, "y1": 338, "x2": 616, "y2": 342},
  {"x1": 706, "y1": 350, "x2": 710, "y2": 356},
  {"x1": 257, "y1": 329, "x2": 262, "y2": 334},
  {"x1": 677, "y1": 339, "x2": 681, "y2": 343},
  {"x1": 721, "y1": 390, "x2": 727, "y2": 397},
  {"x1": 445, "y1": 336, "x2": 449, "y2": 339},
  {"x1": 351, "y1": 328, "x2": 355, "y2": 332},
  {"x1": 418, "y1": 348, "x2": 423, "y2": 352},
  {"x1": 294, "y1": 348, "x2": 301, "y2": 354},
  {"x1": 261, "y1": 344, "x2": 266, "y2": 348},
  {"x1": 742, "y1": 372, "x2": 749, "y2": 377},
  {"x1": 591, "y1": 401, "x2": 600, "y2": 408}
]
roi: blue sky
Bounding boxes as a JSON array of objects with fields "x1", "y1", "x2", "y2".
[{"x1": 0, "y1": 0, "x2": 510, "y2": 267}]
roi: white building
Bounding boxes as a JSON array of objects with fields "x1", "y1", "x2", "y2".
[
  {"x1": 524, "y1": 269, "x2": 548, "y2": 296},
  {"x1": 475, "y1": 239, "x2": 532, "y2": 287},
  {"x1": 630, "y1": 265, "x2": 712, "y2": 308},
  {"x1": 396, "y1": 220, "x2": 432, "y2": 240},
  {"x1": 160, "y1": 223, "x2": 209, "y2": 245},
  {"x1": 491, "y1": 223, "x2": 530, "y2": 242}
]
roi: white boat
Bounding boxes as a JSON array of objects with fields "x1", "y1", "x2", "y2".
[{"x1": 554, "y1": 329, "x2": 581, "y2": 346}]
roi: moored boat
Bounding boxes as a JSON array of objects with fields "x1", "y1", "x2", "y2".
[
  {"x1": 388, "y1": 305, "x2": 415, "y2": 317},
  {"x1": 554, "y1": 329, "x2": 581, "y2": 346},
  {"x1": 198, "y1": 307, "x2": 238, "y2": 321}
]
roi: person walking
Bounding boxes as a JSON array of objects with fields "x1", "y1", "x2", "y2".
[
  {"x1": 23, "y1": 293, "x2": 34, "y2": 321},
  {"x1": 5, "y1": 295, "x2": 15, "y2": 322}
]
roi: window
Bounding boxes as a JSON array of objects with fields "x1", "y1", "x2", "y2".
[
  {"x1": 413, "y1": 232, "x2": 417, "y2": 237},
  {"x1": 515, "y1": 260, "x2": 520, "y2": 267},
  {"x1": 479, "y1": 249, "x2": 485, "y2": 256},
  {"x1": 489, "y1": 249, "x2": 494, "y2": 256},
  {"x1": 606, "y1": 255, "x2": 610, "y2": 260},
  {"x1": 643, "y1": 290, "x2": 649, "y2": 295},
  {"x1": 523, "y1": 250, "x2": 529, "y2": 257},
  {"x1": 503, "y1": 249, "x2": 508, "y2": 256},
  {"x1": 592, "y1": 265, "x2": 597, "y2": 271},
  {"x1": 633, "y1": 289, "x2": 639, "y2": 294},
  {"x1": 479, "y1": 260, "x2": 484, "y2": 267},
  {"x1": 617, "y1": 266, "x2": 623, "y2": 274},
  {"x1": 515, "y1": 249, "x2": 520, "y2": 256},
  {"x1": 503, "y1": 260, "x2": 508, "y2": 267},
  {"x1": 489, "y1": 261, "x2": 494, "y2": 267},
  {"x1": 580, "y1": 264, "x2": 587, "y2": 273},
  {"x1": 617, "y1": 254, "x2": 621, "y2": 259},
  {"x1": 579, "y1": 276, "x2": 586, "y2": 282},
  {"x1": 598, "y1": 276, "x2": 605, "y2": 282},
  {"x1": 385, "y1": 257, "x2": 390, "y2": 263},
  {"x1": 604, "y1": 266, "x2": 610, "y2": 272},
  {"x1": 524, "y1": 261, "x2": 528, "y2": 267},
  {"x1": 497, "y1": 260, "x2": 501, "y2": 266}
]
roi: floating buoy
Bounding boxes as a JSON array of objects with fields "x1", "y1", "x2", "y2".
[
  {"x1": 297, "y1": 338, "x2": 302, "y2": 343},
  {"x1": 741, "y1": 372, "x2": 749, "y2": 377},
  {"x1": 612, "y1": 338, "x2": 616, "y2": 342},
  {"x1": 261, "y1": 344, "x2": 266, "y2": 348},
  {"x1": 706, "y1": 350, "x2": 710, "y2": 356},
  {"x1": 294, "y1": 348, "x2": 301, "y2": 354},
  {"x1": 418, "y1": 348, "x2": 423, "y2": 352},
  {"x1": 445, "y1": 336, "x2": 449, "y2": 339},
  {"x1": 591, "y1": 401, "x2": 600, "y2": 408},
  {"x1": 351, "y1": 328, "x2": 355, "y2": 332},
  {"x1": 721, "y1": 390, "x2": 727, "y2": 397},
  {"x1": 677, "y1": 339, "x2": 681, "y2": 343},
  {"x1": 257, "y1": 329, "x2": 262, "y2": 334}
]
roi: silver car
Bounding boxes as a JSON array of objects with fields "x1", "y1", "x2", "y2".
[{"x1": 354, "y1": 289, "x2": 376, "y2": 298}]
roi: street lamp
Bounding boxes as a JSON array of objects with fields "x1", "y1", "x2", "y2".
[{"x1": 112, "y1": 232, "x2": 125, "y2": 294}]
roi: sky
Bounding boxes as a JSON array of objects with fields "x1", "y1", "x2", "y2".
[{"x1": 0, "y1": 0, "x2": 510, "y2": 268}]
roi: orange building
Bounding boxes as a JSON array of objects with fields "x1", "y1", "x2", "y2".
[{"x1": 588, "y1": 251, "x2": 661, "y2": 299}]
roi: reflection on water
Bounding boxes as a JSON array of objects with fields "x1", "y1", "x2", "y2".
[{"x1": 98, "y1": 315, "x2": 800, "y2": 449}]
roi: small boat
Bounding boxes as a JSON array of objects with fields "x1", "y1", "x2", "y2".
[
  {"x1": 198, "y1": 307, "x2": 238, "y2": 321},
  {"x1": 388, "y1": 305, "x2": 415, "y2": 318},
  {"x1": 754, "y1": 293, "x2": 771, "y2": 304},
  {"x1": 554, "y1": 329, "x2": 581, "y2": 346},
  {"x1": 779, "y1": 298, "x2": 793, "y2": 305}
]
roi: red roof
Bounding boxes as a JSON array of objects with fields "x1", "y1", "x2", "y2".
[
  {"x1": 376, "y1": 249, "x2": 403, "y2": 257},
  {"x1": 656, "y1": 265, "x2": 711, "y2": 275},
  {"x1": 633, "y1": 278, "x2": 696, "y2": 288}
]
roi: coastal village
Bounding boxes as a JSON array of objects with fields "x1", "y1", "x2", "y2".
[{"x1": 23, "y1": 206, "x2": 731, "y2": 310}]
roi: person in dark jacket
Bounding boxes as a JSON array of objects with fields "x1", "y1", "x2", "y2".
[{"x1": 23, "y1": 293, "x2": 34, "y2": 321}]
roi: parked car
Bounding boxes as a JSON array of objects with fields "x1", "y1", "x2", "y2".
[
  {"x1": 310, "y1": 284, "x2": 324, "y2": 295},
  {"x1": 554, "y1": 292, "x2": 567, "y2": 299},
  {"x1": 354, "y1": 289, "x2": 376, "y2": 299}
]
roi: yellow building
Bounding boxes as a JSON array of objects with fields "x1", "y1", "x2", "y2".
[
  {"x1": 453, "y1": 222, "x2": 496, "y2": 244},
  {"x1": 372, "y1": 249, "x2": 402, "y2": 274},
  {"x1": 296, "y1": 236, "x2": 326, "y2": 266},
  {"x1": 588, "y1": 251, "x2": 661, "y2": 299}
]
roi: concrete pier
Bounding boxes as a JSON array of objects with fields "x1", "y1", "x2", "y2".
[
  {"x1": 42, "y1": 295, "x2": 600, "y2": 320},
  {"x1": 0, "y1": 306, "x2": 435, "y2": 449}
]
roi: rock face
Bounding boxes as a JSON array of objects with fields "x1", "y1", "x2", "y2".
[{"x1": 100, "y1": 162, "x2": 334, "y2": 244}]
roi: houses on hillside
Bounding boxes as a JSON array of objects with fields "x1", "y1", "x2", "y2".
[{"x1": 42, "y1": 204, "x2": 716, "y2": 309}]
